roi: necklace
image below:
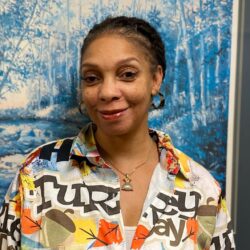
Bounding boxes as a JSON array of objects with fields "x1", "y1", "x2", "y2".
[{"x1": 105, "y1": 141, "x2": 154, "y2": 191}]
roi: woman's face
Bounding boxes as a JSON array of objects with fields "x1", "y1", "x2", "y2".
[{"x1": 81, "y1": 34, "x2": 163, "y2": 137}]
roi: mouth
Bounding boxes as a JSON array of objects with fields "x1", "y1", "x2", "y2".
[{"x1": 98, "y1": 108, "x2": 128, "y2": 120}]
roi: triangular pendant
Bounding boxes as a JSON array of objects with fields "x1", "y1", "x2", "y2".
[
  {"x1": 121, "y1": 174, "x2": 133, "y2": 191},
  {"x1": 121, "y1": 182, "x2": 133, "y2": 191}
]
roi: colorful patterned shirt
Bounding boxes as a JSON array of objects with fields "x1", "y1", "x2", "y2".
[{"x1": 0, "y1": 123, "x2": 235, "y2": 249}]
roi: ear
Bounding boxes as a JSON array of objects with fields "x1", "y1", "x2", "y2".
[{"x1": 151, "y1": 65, "x2": 163, "y2": 95}]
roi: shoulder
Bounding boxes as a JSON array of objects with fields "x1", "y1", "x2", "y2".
[
  {"x1": 20, "y1": 137, "x2": 75, "y2": 170},
  {"x1": 175, "y1": 148, "x2": 222, "y2": 200},
  {"x1": 152, "y1": 129, "x2": 220, "y2": 185},
  {"x1": 151, "y1": 128, "x2": 221, "y2": 199}
]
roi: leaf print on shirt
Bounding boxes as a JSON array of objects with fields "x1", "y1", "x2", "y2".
[
  {"x1": 83, "y1": 219, "x2": 122, "y2": 247},
  {"x1": 74, "y1": 218, "x2": 97, "y2": 244},
  {"x1": 183, "y1": 218, "x2": 198, "y2": 243},
  {"x1": 20, "y1": 173, "x2": 35, "y2": 191},
  {"x1": 21, "y1": 208, "x2": 42, "y2": 234},
  {"x1": 131, "y1": 224, "x2": 150, "y2": 250}
]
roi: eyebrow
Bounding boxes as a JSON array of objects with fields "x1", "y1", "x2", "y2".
[{"x1": 81, "y1": 57, "x2": 140, "y2": 69}]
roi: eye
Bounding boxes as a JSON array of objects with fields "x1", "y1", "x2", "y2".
[
  {"x1": 81, "y1": 73, "x2": 101, "y2": 85},
  {"x1": 118, "y1": 68, "x2": 138, "y2": 82}
]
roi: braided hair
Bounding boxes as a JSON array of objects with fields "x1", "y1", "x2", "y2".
[{"x1": 80, "y1": 16, "x2": 166, "y2": 79}]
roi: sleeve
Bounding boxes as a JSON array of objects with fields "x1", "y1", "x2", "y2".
[
  {"x1": 0, "y1": 171, "x2": 22, "y2": 249},
  {"x1": 210, "y1": 196, "x2": 236, "y2": 249}
]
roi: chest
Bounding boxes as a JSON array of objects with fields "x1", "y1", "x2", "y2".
[
  {"x1": 118, "y1": 165, "x2": 155, "y2": 226},
  {"x1": 22, "y1": 168, "x2": 216, "y2": 250}
]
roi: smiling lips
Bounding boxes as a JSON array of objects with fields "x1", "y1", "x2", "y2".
[{"x1": 99, "y1": 108, "x2": 128, "y2": 120}]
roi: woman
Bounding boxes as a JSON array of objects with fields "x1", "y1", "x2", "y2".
[{"x1": 0, "y1": 16, "x2": 234, "y2": 249}]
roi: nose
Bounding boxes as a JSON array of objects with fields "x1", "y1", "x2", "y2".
[{"x1": 99, "y1": 76, "x2": 121, "y2": 102}]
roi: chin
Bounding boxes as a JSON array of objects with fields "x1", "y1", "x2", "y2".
[
  {"x1": 97, "y1": 122, "x2": 135, "y2": 137},
  {"x1": 102, "y1": 126, "x2": 130, "y2": 137}
]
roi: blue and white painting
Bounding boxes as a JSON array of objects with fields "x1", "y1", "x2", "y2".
[{"x1": 0, "y1": 0, "x2": 233, "y2": 204}]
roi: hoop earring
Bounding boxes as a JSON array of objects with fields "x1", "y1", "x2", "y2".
[
  {"x1": 78, "y1": 101, "x2": 87, "y2": 115},
  {"x1": 151, "y1": 92, "x2": 165, "y2": 109}
]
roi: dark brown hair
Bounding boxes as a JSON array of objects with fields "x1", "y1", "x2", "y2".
[{"x1": 80, "y1": 16, "x2": 166, "y2": 79}]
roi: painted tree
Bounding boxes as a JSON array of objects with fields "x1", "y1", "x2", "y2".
[
  {"x1": 177, "y1": 0, "x2": 197, "y2": 129},
  {"x1": 198, "y1": 0, "x2": 207, "y2": 126},
  {"x1": 0, "y1": 0, "x2": 39, "y2": 98}
]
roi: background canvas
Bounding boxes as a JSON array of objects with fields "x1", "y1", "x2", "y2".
[{"x1": 0, "y1": 0, "x2": 233, "y2": 204}]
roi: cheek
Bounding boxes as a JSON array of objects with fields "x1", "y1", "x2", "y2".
[
  {"x1": 127, "y1": 86, "x2": 152, "y2": 106},
  {"x1": 82, "y1": 89, "x2": 97, "y2": 106}
]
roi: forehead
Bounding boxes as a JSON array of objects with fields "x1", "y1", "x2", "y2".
[{"x1": 81, "y1": 34, "x2": 150, "y2": 66}]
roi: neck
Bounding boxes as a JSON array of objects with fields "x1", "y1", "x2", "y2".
[{"x1": 95, "y1": 125, "x2": 153, "y2": 164}]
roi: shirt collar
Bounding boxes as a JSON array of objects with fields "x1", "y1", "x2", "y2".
[{"x1": 69, "y1": 123, "x2": 191, "y2": 181}]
